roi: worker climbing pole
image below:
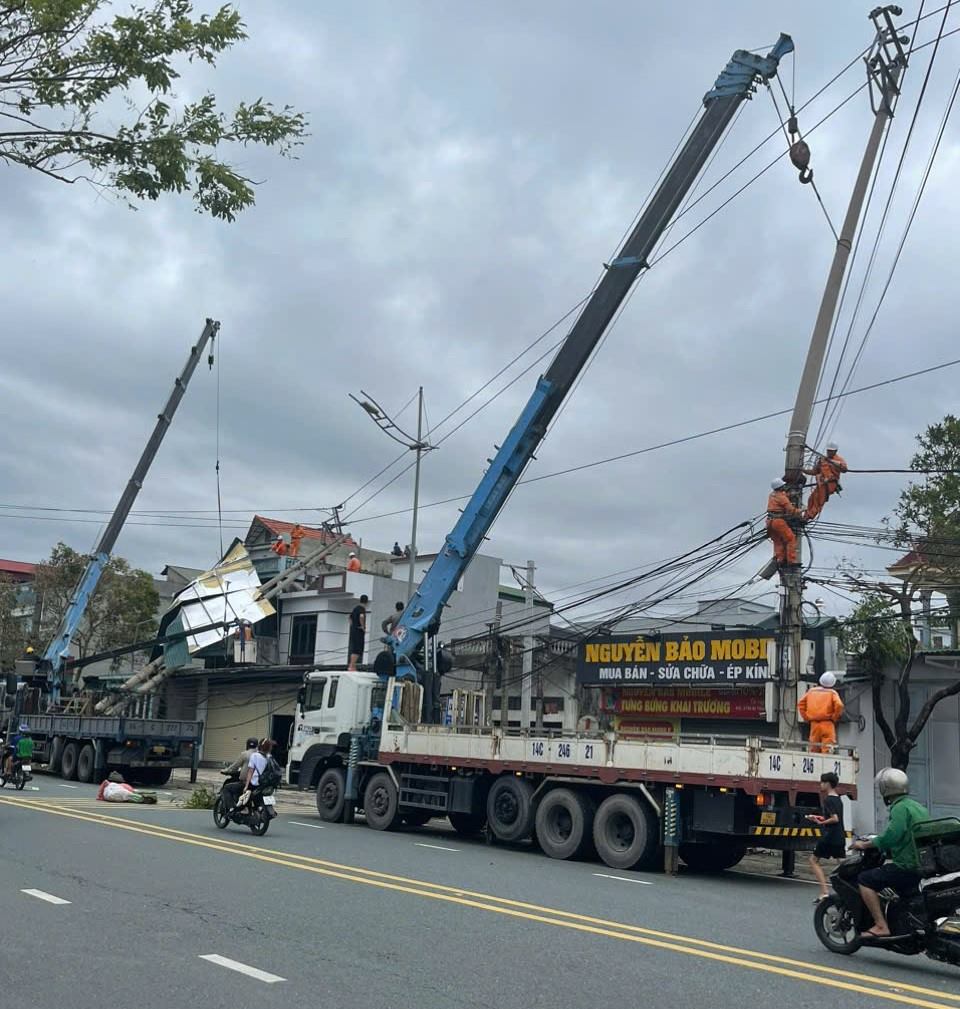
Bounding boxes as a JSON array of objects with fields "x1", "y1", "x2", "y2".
[
  {"x1": 773, "y1": 6, "x2": 908, "y2": 742},
  {"x1": 803, "y1": 441, "x2": 848, "y2": 520}
]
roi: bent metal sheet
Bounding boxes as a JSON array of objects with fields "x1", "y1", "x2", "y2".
[{"x1": 576, "y1": 632, "x2": 776, "y2": 685}]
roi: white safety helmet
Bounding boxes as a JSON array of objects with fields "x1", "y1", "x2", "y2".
[
  {"x1": 771, "y1": 478, "x2": 786, "y2": 490},
  {"x1": 875, "y1": 767, "x2": 909, "y2": 804},
  {"x1": 826, "y1": 441, "x2": 838, "y2": 452},
  {"x1": 349, "y1": 551, "x2": 357, "y2": 557},
  {"x1": 819, "y1": 672, "x2": 837, "y2": 688}
]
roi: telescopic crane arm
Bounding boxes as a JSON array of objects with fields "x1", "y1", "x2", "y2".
[
  {"x1": 39, "y1": 319, "x2": 220, "y2": 693},
  {"x1": 385, "y1": 35, "x2": 794, "y2": 683}
]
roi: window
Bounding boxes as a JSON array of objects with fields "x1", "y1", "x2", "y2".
[
  {"x1": 303, "y1": 678, "x2": 326, "y2": 711},
  {"x1": 327, "y1": 677, "x2": 339, "y2": 708},
  {"x1": 289, "y1": 614, "x2": 317, "y2": 663}
]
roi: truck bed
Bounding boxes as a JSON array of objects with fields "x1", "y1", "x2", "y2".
[
  {"x1": 378, "y1": 725, "x2": 858, "y2": 796},
  {"x1": 25, "y1": 714, "x2": 203, "y2": 742}
]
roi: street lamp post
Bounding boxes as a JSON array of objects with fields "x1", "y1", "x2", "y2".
[{"x1": 350, "y1": 387, "x2": 434, "y2": 603}]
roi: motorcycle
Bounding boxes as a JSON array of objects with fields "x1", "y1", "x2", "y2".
[
  {"x1": 0, "y1": 758, "x2": 32, "y2": 791},
  {"x1": 212, "y1": 769, "x2": 277, "y2": 836},
  {"x1": 815, "y1": 842, "x2": 960, "y2": 966}
]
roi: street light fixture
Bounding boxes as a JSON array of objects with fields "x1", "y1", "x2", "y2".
[{"x1": 350, "y1": 387, "x2": 435, "y2": 602}]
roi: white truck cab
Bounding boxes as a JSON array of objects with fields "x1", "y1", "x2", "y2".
[{"x1": 286, "y1": 669, "x2": 379, "y2": 789}]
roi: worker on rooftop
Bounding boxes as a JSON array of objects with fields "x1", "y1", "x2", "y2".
[
  {"x1": 804, "y1": 442, "x2": 848, "y2": 521},
  {"x1": 271, "y1": 535, "x2": 288, "y2": 557},
  {"x1": 347, "y1": 550, "x2": 361, "y2": 572},
  {"x1": 289, "y1": 523, "x2": 305, "y2": 558},
  {"x1": 766, "y1": 478, "x2": 802, "y2": 568}
]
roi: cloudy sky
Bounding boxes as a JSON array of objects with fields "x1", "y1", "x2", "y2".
[{"x1": 3, "y1": 1, "x2": 958, "y2": 631}]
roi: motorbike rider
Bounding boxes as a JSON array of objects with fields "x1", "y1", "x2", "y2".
[
  {"x1": 222, "y1": 737, "x2": 259, "y2": 812},
  {"x1": 852, "y1": 767, "x2": 930, "y2": 938},
  {"x1": 237, "y1": 738, "x2": 273, "y2": 809}
]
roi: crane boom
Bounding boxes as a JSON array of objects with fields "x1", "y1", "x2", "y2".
[
  {"x1": 39, "y1": 318, "x2": 220, "y2": 690},
  {"x1": 386, "y1": 35, "x2": 794, "y2": 687}
]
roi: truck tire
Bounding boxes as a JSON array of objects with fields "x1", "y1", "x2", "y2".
[
  {"x1": 535, "y1": 788, "x2": 596, "y2": 860},
  {"x1": 448, "y1": 811, "x2": 486, "y2": 836},
  {"x1": 60, "y1": 741, "x2": 79, "y2": 782},
  {"x1": 679, "y1": 842, "x2": 746, "y2": 873},
  {"x1": 316, "y1": 767, "x2": 346, "y2": 822},
  {"x1": 363, "y1": 771, "x2": 400, "y2": 831},
  {"x1": 593, "y1": 792, "x2": 659, "y2": 870},
  {"x1": 486, "y1": 776, "x2": 535, "y2": 843},
  {"x1": 48, "y1": 737, "x2": 64, "y2": 774},
  {"x1": 76, "y1": 744, "x2": 96, "y2": 784}
]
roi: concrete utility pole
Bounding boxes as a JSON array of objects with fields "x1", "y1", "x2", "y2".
[
  {"x1": 520, "y1": 560, "x2": 535, "y2": 732},
  {"x1": 778, "y1": 6, "x2": 907, "y2": 741},
  {"x1": 407, "y1": 387, "x2": 425, "y2": 604},
  {"x1": 489, "y1": 600, "x2": 503, "y2": 727}
]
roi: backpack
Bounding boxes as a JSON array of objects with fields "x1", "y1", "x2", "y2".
[{"x1": 258, "y1": 755, "x2": 282, "y2": 789}]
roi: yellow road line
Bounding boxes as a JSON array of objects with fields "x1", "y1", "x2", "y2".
[{"x1": 3, "y1": 798, "x2": 957, "y2": 1009}]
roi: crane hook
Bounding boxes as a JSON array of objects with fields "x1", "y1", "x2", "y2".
[{"x1": 789, "y1": 139, "x2": 813, "y2": 185}]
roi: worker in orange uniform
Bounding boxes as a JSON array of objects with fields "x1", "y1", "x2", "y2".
[
  {"x1": 289, "y1": 523, "x2": 305, "y2": 558},
  {"x1": 271, "y1": 535, "x2": 288, "y2": 557},
  {"x1": 798, "y1": 671, "x2": 845, "y2": 752},
  {"x1": 766, "y1": 478, "x2": 802, "y2": 567},
  {"x1": 804, "y1": 442, "x2": 848, "y2": 521},
  {"x1": 347, "y1": 551, "x2": 361, "y2": 572}
]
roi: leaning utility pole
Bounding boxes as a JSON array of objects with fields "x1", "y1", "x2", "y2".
[{"x1": 778, "y1": 6, "x2": 907, "y2": 741}]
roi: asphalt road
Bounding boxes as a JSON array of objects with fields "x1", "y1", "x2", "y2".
[{"x1": 2, "y1": 779, "x2": 959, "y2": 1009}]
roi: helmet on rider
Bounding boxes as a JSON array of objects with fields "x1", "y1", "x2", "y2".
[
  {"x1": 245, "y1": 737, "x2": 259, "y2": 750},
  {"x1": 875, "y1": 767, "x2": 909, "y2": 805}
]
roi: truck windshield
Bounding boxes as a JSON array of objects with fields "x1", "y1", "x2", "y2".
[{"x1": 302, "y1": 678, "x2": 327, "y2": 711}]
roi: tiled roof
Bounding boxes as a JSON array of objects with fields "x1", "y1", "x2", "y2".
[
  {"x1": 250, "y1": 515, "x2": 357, "y2": 548},
  {"x1": 0, "y1": 558, "x2": 36, "y2": 579}
]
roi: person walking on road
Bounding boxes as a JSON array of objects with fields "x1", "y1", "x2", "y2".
[
  {"x1": 806, "y1": 772, "x2": 846, "y2": 901},
  {"x1": 797, "y1": 672, "x2": 844, "y2": 753},
  {"x1": 348, "y1": 594, "x2": 368, "y2": 670}
]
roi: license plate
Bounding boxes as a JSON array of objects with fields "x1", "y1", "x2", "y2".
[
  {"x1": 760, "y1": 811, "x2": 776, "y2": 825},
  {"x1": 262, "y1": 795, "x2": 276, "y2": 806},
  {"x1": 21, "y1": 765, "x2": 31, "y2": 772}
]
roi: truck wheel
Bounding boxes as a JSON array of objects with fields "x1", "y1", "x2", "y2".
[
  {"x1": 76, "y1": 744, "x2": 96, "y2": 783},
  {"x1": 448, "y1": 811, "x2": 485, "y2": 836},
  {"x1": 535, "y1": 788, "x2": 596, "y2": 860},
  {"x1": 363, "y1": 772, "x2": 400, "y2": 831},
  {"x1": 593, "y1": 793, "x2": 659, "y2": 870},
  {"x1": 48, "y1": 737, "x2": 64, "y2": 774},
  {"x1": 486, "y1": 776, "x2": 535, "y2": 843},
  {"x1": 316, "y1": 767, "x2": 346, "y2": 822},
  {"x1": 60, "y1": 742, "x2": 79, "y2": 782},
  {"x1": 679, "y1": 842, "x2": 746, "y2": 873}
]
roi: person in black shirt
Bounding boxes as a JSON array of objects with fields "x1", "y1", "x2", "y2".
[
  {"x1": 806, "y1": 771, "x2": 846, "y2": 900},
  {"x1": 348, "y1": 594, "x2": 368, "y2": 670}
]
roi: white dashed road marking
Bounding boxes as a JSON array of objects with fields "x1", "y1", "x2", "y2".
[
  {"x1": 290, "y1": 821, "x2": 326, "y2": 830},
  {"x1": 414, "y1": 842, "x2": 459, "y2": 852},
  {"x1": 593, "y1": 872, "x2": 654, "y2": 885},
  {"x1": 22, "y1": 889, "x2": 71, "y2": 905},
  {"x1": 199, "y1": 954, "x2": 285, "y2": 983}
]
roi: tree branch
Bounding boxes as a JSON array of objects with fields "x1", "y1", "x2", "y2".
[
  {"x1": 872, "y1": 670, "x2": 898, "y2": 753},
  {"x1": 909, "y1": 676, "x2": 960, "y2": 742}
]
